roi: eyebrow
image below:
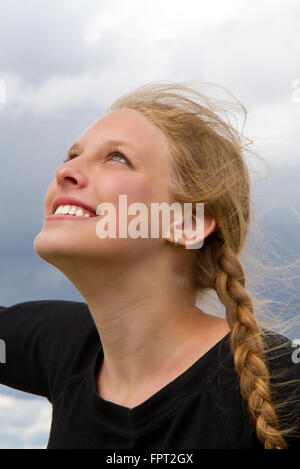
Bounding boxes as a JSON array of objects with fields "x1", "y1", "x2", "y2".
[
  {"x1": 67, "y1": 142, "x2": 81, "y2": 156},
  {"x1": 67, "y1": 139, "x2": 138, "y2": 157}
]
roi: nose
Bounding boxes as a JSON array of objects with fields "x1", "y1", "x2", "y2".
[{"x1": 55, "y1": 161, "x2": 88, "y2": 188}]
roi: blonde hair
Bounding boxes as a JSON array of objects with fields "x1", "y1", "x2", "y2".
[{"x1": 106, "y1": 81, "x2": 300, "y2": 449}]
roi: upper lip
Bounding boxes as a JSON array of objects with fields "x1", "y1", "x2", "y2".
[{"x1": 51, "y1": 196, "x2": 97, "y2": 216}]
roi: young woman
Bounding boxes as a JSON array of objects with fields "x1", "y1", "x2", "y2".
[{"x1": 1, "y1": 82, "x2": 299, "y2": 449}]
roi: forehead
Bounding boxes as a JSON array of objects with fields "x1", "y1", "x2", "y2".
[{"x1": 79, "y1": 108, "x2": 173, "y2": 169}]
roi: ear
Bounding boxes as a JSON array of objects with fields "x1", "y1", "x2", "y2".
[{"x1": 165, "y1": 204, "x2": 216, "y2": 250}]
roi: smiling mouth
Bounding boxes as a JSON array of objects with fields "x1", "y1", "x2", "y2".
[{"x1": 49, "y1": 204, "x2": 98, "y2": 219}]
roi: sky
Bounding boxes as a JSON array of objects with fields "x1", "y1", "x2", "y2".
[{"x1": 0, "y1": 0, "x2": 300, "y2": 449}]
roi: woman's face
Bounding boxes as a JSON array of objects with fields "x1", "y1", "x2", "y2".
[{"x1": 34, "y1": 108, "x2": 177, "y2": 267}]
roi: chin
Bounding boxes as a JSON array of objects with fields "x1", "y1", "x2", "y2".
[{"x1": 33, "y1": 231, "x2": 73, "y2": 263}]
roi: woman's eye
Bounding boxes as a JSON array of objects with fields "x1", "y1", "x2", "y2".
[
  {"x1": 62, "y1": 151, "x2": 132, "y2": 166},
  {"x1": 107, "y1": 152, "x2": 130, "y2": 165}
]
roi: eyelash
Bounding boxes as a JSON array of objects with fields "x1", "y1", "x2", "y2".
[{"x1": 62, "y1": 150, "x2": 132, "y2": 167}]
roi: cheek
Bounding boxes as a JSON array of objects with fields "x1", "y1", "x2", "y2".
[
  {"x1": 97, "y1": 174, "x2": 155, "y2": 207},
  {"x1": 98, "y1": 175, "x2": 171, "y2": 237}
]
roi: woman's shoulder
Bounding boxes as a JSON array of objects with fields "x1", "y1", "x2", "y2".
[
  {"x1": 261, "y1": 328, "x2": 300, "y2": 371},
  {"x1": 214, "y1": 327, "x2": 300, "y2": 408},
  {"x1": 260, "y1": 329, "x2": 300, "y2": 448},
  {"x1": 220, "y1": 328, "x2": 300, "y2": 447}
]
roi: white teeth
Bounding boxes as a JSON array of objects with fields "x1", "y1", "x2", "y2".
[
  {"x1": 69, "y1": 206, "x2": 77, "y2": 215},
  {"x1": 62, "y1": 205, "x2": 71, "y2": 214},
  {"x1": 55, "y1": 206, "x2": 64, "y2": 215},
  {"x1": 75, "y1": 208, "x2": 84, "y2": 217},
  {"x1": 54, "y1": 205, "x2": 92, "y2": 217}
]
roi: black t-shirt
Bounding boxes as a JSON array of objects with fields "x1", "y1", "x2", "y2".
[{"x1": 0, "y1": 300, "x2": 299, "y2": 449}]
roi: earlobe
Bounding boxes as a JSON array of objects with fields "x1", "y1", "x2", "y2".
[
  {"x1": 181, "y1": 212, "x2": 217, "y2": 250},
  {"x1": 164, "y1": 210, "x2": 217, "y2": 250}
]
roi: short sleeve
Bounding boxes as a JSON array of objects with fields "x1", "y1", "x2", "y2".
[{"x1": 0, "y1": 300, "x2": 93, "y2": 403}]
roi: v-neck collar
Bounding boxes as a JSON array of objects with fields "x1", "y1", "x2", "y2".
[{"x1": 87, "y1": 331, "x2": 232, "y2": 432}]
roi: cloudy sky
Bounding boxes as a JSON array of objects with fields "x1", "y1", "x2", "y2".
[{"x1": 0, "y1": 0, "x2": 300, "y2": 449}]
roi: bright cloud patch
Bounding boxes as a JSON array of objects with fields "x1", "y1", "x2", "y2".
[{"x1": 0, "y1": 394, "x2": 52, "y2": 449}]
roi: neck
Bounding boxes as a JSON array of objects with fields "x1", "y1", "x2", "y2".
[{"x1": 52, "y1": 250, "x2": 224, "y2": 403}]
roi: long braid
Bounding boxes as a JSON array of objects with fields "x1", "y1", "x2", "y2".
[{"x1": 214, "y1": 243, "x2": 287, "y2": 449}]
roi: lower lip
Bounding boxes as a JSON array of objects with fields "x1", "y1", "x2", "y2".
[{"x1": 46, "y1": 215, "x2": 97, "y2": 220}]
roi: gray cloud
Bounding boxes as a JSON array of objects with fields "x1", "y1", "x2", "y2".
[
  {"x1": 0, "y1": 392, "x2": 51, "y2": 448},
  {"x1": 0, "y1": 0, "x2": 111, "y2": 84},
  {"x1": 167, "y1": 12, "x2": 300, "y2": 108}
]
